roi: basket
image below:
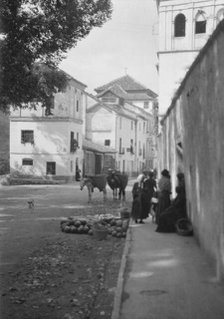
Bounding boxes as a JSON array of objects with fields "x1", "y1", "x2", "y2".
[
  {"x1": 176, "y1": 218, "x2": 193, "y2": 236},
  {"x1": 93, "y1": 227, "x2": 108, "y2": 240},
  {"x1": 120, "y1": 209, "x2": 130, "y2": 219}
]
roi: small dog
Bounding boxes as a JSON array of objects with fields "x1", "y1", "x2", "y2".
[{"x1": 27, "y1": 199, "x2": 34, "y2": 209}]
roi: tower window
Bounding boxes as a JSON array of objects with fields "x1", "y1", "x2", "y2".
[
  {"x1": 174, "y1": 13, "x2": 186, "y2": 37},
  {"x1": 195, "y1": 12, "x2": 206, "y2": 34}
]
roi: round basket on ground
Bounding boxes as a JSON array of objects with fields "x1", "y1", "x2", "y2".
[
  {"x1": 120, "y1": 208, "x2": 130, "y2": 219},
  {"x1": 175, "y1": 218, "x2": 193, "y2": 236},
  {"x1": 92, "y1": 227, "x2": 108, "y2": 240}
]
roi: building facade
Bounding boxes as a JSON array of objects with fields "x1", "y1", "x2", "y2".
[
  {"x1": 10, "y1": 76, "x2": 87, "y2": 182},
  {"x1": 86, "y1": 75, "x2": 157, "y2": 175},
  {"x1": 156, "y1": 0, "x2": 224, "y2": 115}
]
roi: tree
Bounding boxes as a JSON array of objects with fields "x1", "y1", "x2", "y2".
[{"x1": 0, "y1": 0, "x2": 112, "y2": 113}]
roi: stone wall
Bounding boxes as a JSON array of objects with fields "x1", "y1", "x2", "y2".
[{"x1": 158, "y1": 20, "x2": 224, "y2": 280}]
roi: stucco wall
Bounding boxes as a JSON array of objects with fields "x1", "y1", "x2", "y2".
[
  {"x1": 9, "y1": 77, "x2": 86, "y2": 179},
  {"x1": 158, "y1": 21, "x2": 224, "y2": 279},
  {"x1": 10, "y1": 120, "x2": 83, "y2": 178}
]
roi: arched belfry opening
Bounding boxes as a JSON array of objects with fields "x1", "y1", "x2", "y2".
[
  {"x1": 174, "y1": 13, "x2": 186, "y2": 37},
  {"x1": 195, "y1": 11, "x2": 206, "y2": 34}
]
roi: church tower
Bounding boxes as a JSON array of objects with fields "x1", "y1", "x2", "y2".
[{"x1": 156, "y1": 0, "x2": 224, "y2": 115}]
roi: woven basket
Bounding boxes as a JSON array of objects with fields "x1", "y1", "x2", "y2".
[
  {"x1": 176, "y1": 218, "x2": 193, "y2": 236},
  {"x1": 93, "y1": 227, "x2": 108, "y2": 240},
  {"x1": 120, "y1": 210, "x2": 130, "y2": 219}
]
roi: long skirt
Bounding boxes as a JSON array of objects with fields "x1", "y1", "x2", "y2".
[
  {"x1": 156, "y1": 191, "x2": 171, "y2": 224},
  {"x1": 131, "y1": 195, "x2": 142, "y2": 221},
  {"x1": 156, "y1": 204, "x2": 187, "y2": 233},
  {"x1": 141, "y1": 191, "x2": 151, "y2": 220}
]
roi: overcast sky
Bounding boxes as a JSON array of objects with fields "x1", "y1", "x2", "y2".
[{"x1": 59, "y1": 0, "x2": 159, "y2": 94}]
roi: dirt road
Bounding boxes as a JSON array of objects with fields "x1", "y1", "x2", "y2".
[{"x1": 0, "y1": 183, "x2": 132, "y2": 319}]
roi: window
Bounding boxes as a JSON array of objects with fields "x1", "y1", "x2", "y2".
[
  {"x1": 70, "y1": 132, "x2": 74, "y2": 152},
  {"x1": 104, "y1": 139, "x2": 111, "y2": 146},
  {"x1": 76, "y1": 100, "x2": 79, "y2": 112},
  {"x1": 70, "y1": 160, "x2": 73, "y2": 172},
  {"x1": 195, "y1": 11, "x2": 206, "y2": 34},
  {"x1": 139, "y1": 141, "x2": 142, "y2": 156},
  {"x1": 143, "y1": 144, "x2": 146, "y2": 159},
  {"x1": 130, "y1": 139, "x2": 134, "y2": 154},
  {"x1": 22, "y1": 158, "x2": 33, "y2": 166},
  {"x1": 70, "y1": 132, "x2": 79, "y2": 153},
  {"x1": 119, "y1": 138, "x2": 124, "y2": 154},
  {"x1": 21, "y1": 130, "x2": 34, "y2": 144},
  {"x1": 174, "y1": 13, "x2": 186, "y2": 37},
  {"x1": 144, "y1": 101, "x2": 149, "y2": 109},
  {"x1": 120, "y1": 117, "x2": 122, "y2": 129},
  {"x1": 45, "y1": 96, "x2": 54, "y2": 116},
  {"x1": 46, "y1": 162, "x2": 56, "y2": 175}
]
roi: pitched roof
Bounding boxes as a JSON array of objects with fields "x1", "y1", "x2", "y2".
[
  {"x1": 95, "y1": 75, "x2": 157, "y2": 98},
  {"x1": 87, "y1": 100, "x2": 150, "y2": 121},
  {"x1": 97, "y1": 84, "x2": 129, "y2": 99}
]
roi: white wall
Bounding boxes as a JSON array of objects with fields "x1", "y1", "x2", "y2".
[{"x1": 10, "y1": 120, "x2": 83, "y2": 177}]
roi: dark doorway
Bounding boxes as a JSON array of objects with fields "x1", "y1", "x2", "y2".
[
  {"x1": 95, "y1": 154, "x2": 102, "y2": 174},
  {"x1": 46, "y1": 162, "x2": 56, "y2": 175}
]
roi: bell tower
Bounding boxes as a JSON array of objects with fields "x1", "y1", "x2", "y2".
[{"x1": 156, "y1": 0, "x2": 224, "y2": 115}]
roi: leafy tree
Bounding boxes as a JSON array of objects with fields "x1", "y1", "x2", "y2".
[{"x1": 0, "y1": 0, "x2": 112, "y2": 113}]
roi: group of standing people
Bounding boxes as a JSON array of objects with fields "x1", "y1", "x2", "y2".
[
  {"x1": 131, "y1": 168, "x2": 187, "y2": 232},
  {"x1": 131, "y1": 170, "x2": 157, "y2": 224}
]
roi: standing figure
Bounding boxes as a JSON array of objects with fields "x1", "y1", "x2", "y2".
[
  {"x1": 141, "y1": 171, "x2": 157, "y2": 220},
  {"x1": 131, "y1": 181, "x2": 142, "y2": 223},
  {"x1": 156, "y1": 169, "x2": 171, "y2": 224}
]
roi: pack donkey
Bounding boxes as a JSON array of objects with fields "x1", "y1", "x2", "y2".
[
  {"x1": 80, "y1": 174, "x2": 107, "y2": 203},
  {"x1": 107, "y1": 170, "x2": 128, "y2": 201}
]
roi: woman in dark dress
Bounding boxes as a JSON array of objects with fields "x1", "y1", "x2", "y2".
[
  {"x1": 141, "y1": 171, "x2": 157, "y2": 221},
  {"x1": 156, "y1": 172, "x2": 187, "y2": 232},
  {"x1": 131, "y1": 181, "x2": 142, "y2": 223},
  {"x1": 155, "y1": 185, "x2": 186, "y2": 232},
  {"x1": 156, "y1": 169, "x2": 171, "y2": 224}
]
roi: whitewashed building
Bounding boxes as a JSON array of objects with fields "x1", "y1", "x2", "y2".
[
  {"x1": 10, "y1": 75, "x2": 87, "y2": 182},
  {"x1": 86, "y1": 75, "x2": 157, "y2": 175},
  {"x1": 156, "y1": 0, "x2": 224, "y2": 115}
]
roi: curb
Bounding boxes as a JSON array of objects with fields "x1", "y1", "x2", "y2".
[{"x1": 111, "y1": 222, "x2": 132, "y2": 319}]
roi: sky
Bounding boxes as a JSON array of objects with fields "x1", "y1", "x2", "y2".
[{"x1": 59, "y1": 0, "x2": 159, "y2": 95}]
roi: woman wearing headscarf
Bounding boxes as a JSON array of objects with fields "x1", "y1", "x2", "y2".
[
  {"x1": 141, "y1": 171, "x2": 157, "y2": 220},
  {"x1": 156, "y1": 169, "x2": 171, "y2": 224},
  {"x1": 131, "y1": 171, "x2": 148, "y2": 224}
]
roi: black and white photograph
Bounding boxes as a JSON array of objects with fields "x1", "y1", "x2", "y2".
[{"x1": 1, "y1": 0, "x2": 224, "y2": 318}]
